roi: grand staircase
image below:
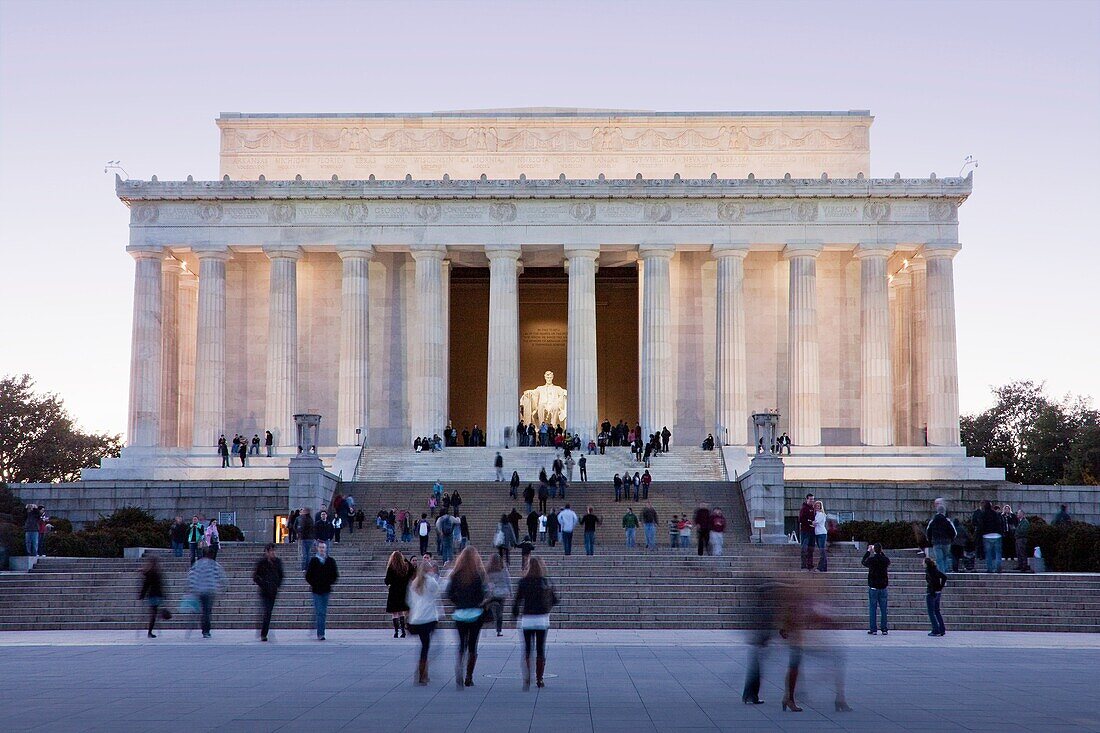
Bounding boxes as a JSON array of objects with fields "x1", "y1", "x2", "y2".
[
  {"x1": 353, "y1": 446, "x2": 727, "y2": 483},
  {"x1": 2, "y1": 480, "x2": 1099, "y2": 633}
]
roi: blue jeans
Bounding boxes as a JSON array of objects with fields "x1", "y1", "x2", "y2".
[
  {"x1": 815, "y1": 534, "x2": 827, "y2": 571},
  {"x1": 644, "y1": 523, "x2": 656, "y2": 548},
  {"x1": 312, "y1": 592, "x2": 330, "y2": 638},
  {"x1": 25, "y1": 531, "x2": 39, "y2": 556},
  {"x1": 199, "y1": 593, "x2": 215, "y2": 635},
  {"x1": 171, "y1": 541, "x2": 184, "y2": 557},
  {"x1": 800, "y1": 532, "x2": 814, "y2": 569},
  {"x1": 983, "y1": 536, "x2": 1002, "y2": 573},
  {"x1": 441, "y1": 537, "x2": 453, "y2": 563},
  {"x1": 868, "y1": 588, "x2": 888, "y2": 632},
  {"x1": 584, "y1": 531, "x2": 595, "y2": 555},
  {"x1": 926, "y1": 592, "x2": 945, "y2": 635},
  {"x1": 933, "y1": 543, "x2": 951, "y2": 574},
  {"x1": 562, "y1": 531, "x2": 574, "y2": 555},
  {"x1": 299, "y1": 539, "x2": 313, "y2": 571},
  {"x1": 625, "y1": 527, "x2": 636, "y2": 548}
]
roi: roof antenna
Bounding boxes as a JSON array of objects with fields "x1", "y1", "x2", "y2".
[
  {"x1": 958, "y1": 155, "x2": 978, "y2": 177},
  {"x1": 104, "y1": 160, "x2": 129, "y2": 179}
]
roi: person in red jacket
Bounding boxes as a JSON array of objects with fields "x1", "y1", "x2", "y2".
[{"x1": 798, "y1": 494, "x2": 816, "y2": 570}]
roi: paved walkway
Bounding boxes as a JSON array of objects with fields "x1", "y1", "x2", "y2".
[{"x1": 1, "y1": 631, "x2": 1098, "y2": 732}]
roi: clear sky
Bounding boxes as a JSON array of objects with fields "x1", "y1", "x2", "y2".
[{"x1": 1, "y1": 0, "x2": 1098, "y2": 438}]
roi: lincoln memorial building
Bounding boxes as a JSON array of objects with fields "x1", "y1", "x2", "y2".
[{"x1": 97, "y1": 109, "x2": 1001, "y2": 482}]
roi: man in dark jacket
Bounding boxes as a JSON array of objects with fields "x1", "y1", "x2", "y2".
[
  {"x1": 970, "y1": 503, "x2": 986, "y2": 561},
  {"x1": 305, "y1": 541, "x2": 338, "y2": 641},
  {"x1": 169, "y1": 516, "x2": 188, "y2": 558},
  {"x1": 641, "y1": 503, "x2": 659, "y2": 551},
  {"x1": 508, "y1": 507, "x2": 523, "y2": 539},
  {"x1": 580, "y1": 507, "x2": 601, "y2": 556},
  {"x1": 862, "y1": 544, "x2": 890, "y2": 634},
  {"x1": 545, "y1": 508, "x2": 560, "y2": 548},
  {"x1": 23, "y1": 505, "x2": 41, "y2": 557},
  {"x1": 798, "y1": 494, "x2": 816, "y2": 570},
  {"x1": 523, "y1": 484, "x2": 536, "y2": 514},
  {"x1": 926, "y1": 507, "x2": 957, "y2": 574},
  {"x1": 526, "y1": 510, "x2": 540, "y2": 544},
  {"x1": 252, "y1": 543, "x2": 284, "y2": 641},
  {"x1": 693, "y1": 504, "x2": 712, "y2": 557},
  {"x1": 314, "y1": 511, "x2": 335, "y2": 555},
  {"x1": 661, "y1": 426, "x2": 672, "y2": 452},
  {"x1": 977, "y1": 500, "x2": 1004, "y2": 574}
]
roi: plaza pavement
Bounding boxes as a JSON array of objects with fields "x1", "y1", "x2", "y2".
[{"x1": 1, "y1": 630, "x2": 1098, "y2": 732}]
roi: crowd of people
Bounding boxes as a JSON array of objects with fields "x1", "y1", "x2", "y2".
[{"x1": 216, "y1": 431, "x2": 274, "y2": 466}]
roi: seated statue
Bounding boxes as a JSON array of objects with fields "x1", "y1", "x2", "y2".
[{"x1": 519, "y1": 370, "x2": 567, "y2": 429}]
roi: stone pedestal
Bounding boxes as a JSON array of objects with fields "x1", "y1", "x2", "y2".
[{"x1": 742, "y1": 411, "x2": 786, "y2": 543}]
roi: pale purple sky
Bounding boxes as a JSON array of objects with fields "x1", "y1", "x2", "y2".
[{"x1": 1, "y1": 0, "x2": 1098, "y2": 437}]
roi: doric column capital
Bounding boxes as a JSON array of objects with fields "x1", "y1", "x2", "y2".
[
  {"x1": 263, "y1": 245, "x2": 304, "y2": 261},
  {"x1": 890, "y1": 269, "x2": 912, "y2": 287},
  {"x1": 564, "y1": 244, "x2": 600, "y2": 261},
  {"x1": 853, "y1": 241, "x2": 896, "y2": 259},
  {"x1": 712, "y1": 242, "x2": 750, "y2": 259},
  {"x1": 781, "y1": 241, "x2": 823, "y2": 260},
  {"x1": 410, "y1": 244, "x2": 448, "y2": 262},
  {"x1": 485, "y1": 244, "x2": 523, "y2": 262},
  {"x1": 638, "y1": 245, "x2": 675, "y2": 261},
  {"x1": 126, "y1": 245, "x2": 165, "y2": 260},
  {"x1": 921, "y1": 242, "x2": 962, "y2": 260},
  {"x1": 192, "y1": 247, "x2": 232, "y2": 262},
  {"x1": 337, "y1": 245, "x2": 375, "y2": 261}
]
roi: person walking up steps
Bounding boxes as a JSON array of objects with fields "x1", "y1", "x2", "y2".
[
  {"x1": 862, "y1": 543, "x2": 890, "y2": 635},
  {"x1": 486, "y1": 553, "x2": 512, "y2": 637},
  {"x1": 416, "y1": 513, "x2": 431, "y2": 556},
  {"x1": 642, "y1": 503, "x2": 658, "y2": 551},
  {"x1": 252, "y1": 543, "x2": 284, "y2": 642},
  {"x1": 581, "y1": 506, "x2": 602, "y2": 556},
  {"x1": 406, "y1": 558, "x2": 441, "y2": 685},
  {"x1": 448, "y1": 547, "x2": 489, "y2": 688},
  {"x1": 494, "y1": 451, "x2": 504, "y2": 482},
  {"x1": 188, "y1": 548, "x2": 228, "y2": 639},
  {"x1": 512, "y1": 557, "x2": 559, "y2": 691},
  {"x1": 557, "y1": 504, "x2": 579, "y2": 556},
  {"x1": 924, "y1": 556, "x2": 948, "y2": 636}
]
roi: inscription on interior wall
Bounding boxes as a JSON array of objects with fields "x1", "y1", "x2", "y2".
[{"x1": 522, "y1": 326, "x2": 567, "y2": 346}]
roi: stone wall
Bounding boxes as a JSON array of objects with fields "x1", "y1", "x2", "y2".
[
  {"x1": 17, "y1": 481, "x2": 290, "y2": 543},
  {"x1": 785, "y1": 480, "x2": 1100, "y2": 527}
]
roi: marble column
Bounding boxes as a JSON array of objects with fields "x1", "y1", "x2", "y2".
[
  {"x1": 159, "y1": 256, "x2": 182, "y2": 447},
  {"x1": 924, "y1": 244, "x2": 962, "y2": 446},
  {"x1": 566, "y1": 247, "x2": 599, "y2": 442},
  {"x1": 411, "y1": 246, "x2": 447, "y2": 439},
  {"x1": 890, "y1": 268, "x2": 913, "y2": 446},
  {"x1": 264, "y1": 246, "x2": 301, "y2": 451},
  {"x1": 177, "y1": 271, "x2": 198, "y2": 448},
  {"x1": 337, "y1": 246, "x2": 373, "y2": 446},
  {"x1": 192, "y1": 249, "x2": 229, "y2": 448},
  {"x1": 486, "y1": 246, "x2": 521, "y2": 447},
  {"x1": 442, "y1": 260, "x2": 451, "y2": 433},
  {"x1": 909, "y1": 259, "x2": 928, "y2": 445},
  {"x1": 783, "y1": 244, "x2": 822, "y2": 446},
  {"x1": 639, "y1": 247, "x2": 674, "y2": 439},
  {"x1": 126, "y1": 247, "x2": 164, "y2": 448},
  {"x1": 713, "y1": 244, "x2": 749, "y2": 445},
  {"x1": 856, "y1": 244, "x2": 894, "y2": 446}
]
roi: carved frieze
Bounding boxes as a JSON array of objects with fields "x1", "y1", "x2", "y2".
[{"x1": 793, "y1": 201, "x2": 818, "y2": 222}]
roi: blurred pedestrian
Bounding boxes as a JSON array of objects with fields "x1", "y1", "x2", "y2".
[
  {"x1": 513, "y1": 556, "x2": 559, "y2": 690},
  {"x1": 976, "y1": 500, "x2": 1004, "y2": 574},
  {"x1": 139, "y1": 555, "x2": 168, "y2": 639},
  {"x1": 447, "y1": 547, "x2": 489, "y2": 688},
  {"x1": 187, "y1": 548, "x2": 228, "y2": 638},
  {"x1": 709, "y1": 508, "x2": 727, "y2": 556},
  {"x1": 252, "y1": 543, "x2": 284, "y2": 642},
  {"x1": 926, "y1": 506, "x2": 956, "y2": 574},
  {"x1": 306, "y1": 541, "x2": 338, "y2": 640},
  {"x1": 296, "y1": 507, "x2": 315, "y2": 571},
  {"x1": 406, "y1": 559, "x2": 441, "y2": 685},
  {"x1": 169, "y1": 516, "x2": 187, "y2": 557},
  {"x1": 1014, "y1": 510, "x2": 1032, "y2": 572}
]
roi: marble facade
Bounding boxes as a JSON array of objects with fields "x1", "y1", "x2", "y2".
[{"x1": 97, "y1": 110, "x2": 1002, "y2": 482}]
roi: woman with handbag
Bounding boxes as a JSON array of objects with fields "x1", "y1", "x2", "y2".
[
  {"x1": 446, "y1": 547, "x2": 489, "y2": 688},
  {"x1": 385, "y1": 551, "x2": 413, "y2": 639},
  {"x1": 512, "y1": 556, "x2": 559, "y2": 690},
  {"x1": 204, "y1": 519, "x2": 221, "y2": 560}
]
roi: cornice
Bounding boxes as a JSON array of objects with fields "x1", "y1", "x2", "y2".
[{"x1": 117, "y1": 174, "x2": 972, "y2": 204}]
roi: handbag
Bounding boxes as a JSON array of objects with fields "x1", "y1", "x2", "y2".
[{"x1": 178, "y1": 594, "x2": 200, "y2": 614}]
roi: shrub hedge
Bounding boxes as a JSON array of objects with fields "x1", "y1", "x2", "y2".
[
  {"x1": 830, "y1": 520, "x2": 923, "y2": 549},
  {"x1": 1029, "y1": 519, "x2": 1100, "y2": 572}
]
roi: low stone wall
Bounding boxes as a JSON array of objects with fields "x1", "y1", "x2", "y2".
[
  {"x1": 786, "y1": 480, "x2": 1100, "y2": 526},
  {"x1": 16, "y1": 480, "x2": 290, "y2": 542}
]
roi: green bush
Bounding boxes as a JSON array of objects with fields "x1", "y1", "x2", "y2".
[
  {"x1": 831, "y1": 520, "x2": 922, "y2": 549},
  {"x1": 219, "y1": 524, "x2": 245, "y2": 542},
  {"x1": 37, "y1": 507, "x2": 172, "y2": 558},
  {"x1": 1030, "y1": 520, "x2": 1100, "y2": 572},
  {"x1": 0, "y1": 522, "x2": 23, "y2": 558}
]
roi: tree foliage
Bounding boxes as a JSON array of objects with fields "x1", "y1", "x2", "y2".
[
  {"x1": 962, "y1": 380, "x2": 1100, "y2": 485},
  {"x1": 0, "y1": 375, "x2": 122, "y2": 483}
]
